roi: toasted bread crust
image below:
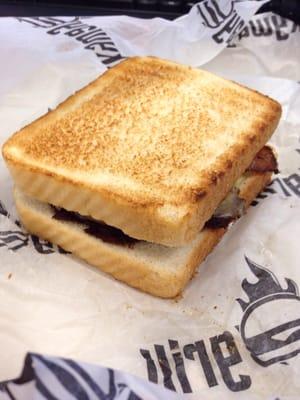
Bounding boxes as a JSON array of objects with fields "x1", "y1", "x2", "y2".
[
  {"x1": 14, "y1": 171, "x2": 272, "y2": 298},
  {"x1": 3, "y1": 57, "x2": 281, "y2": 246}
]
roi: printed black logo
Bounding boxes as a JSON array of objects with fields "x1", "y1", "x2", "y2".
[
  {"x1": 228, "y1": 13, "x2": 300, "y2": 47},
  {"x1": 140, "y1": 257, "x2": 300, "y2": 394},
  {"x1": 237, "y1": 257, "x2": 300, "y2": 367},
  {"x1": 196, "y1": 0, "x2": 245, "y2": 44},
  {"x1": 16, "y1": 17, "x2": 123, "y2": 68},
  {"x1": 0, "y1": 353, "x2": 143, "y2": 399},
  {"x1": 197, "y1": 0, "x2": 234, "y2": 29},
  {"x1": 0, "y1": 200, "x2": 68, "y2": 255}
]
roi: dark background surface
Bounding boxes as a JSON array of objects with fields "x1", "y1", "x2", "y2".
[{"x1": 0, "y1": 0, "x2": 299, "y2": 23}]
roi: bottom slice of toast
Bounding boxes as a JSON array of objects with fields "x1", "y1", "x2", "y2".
[{"x1": 14, "y1": 171, "x2": 271, "y2": 298}]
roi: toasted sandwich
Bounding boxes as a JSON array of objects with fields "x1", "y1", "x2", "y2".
[{"x1": 2, "y1": 57, "x2": 281, "y2": 297}]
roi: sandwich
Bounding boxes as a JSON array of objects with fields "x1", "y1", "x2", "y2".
[{"x1": 2, "y1": 57, "x2": 281, "y2": 298}]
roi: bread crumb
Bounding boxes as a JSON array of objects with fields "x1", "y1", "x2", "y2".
[{"x1": 173, "y1": 292, "x2": 183, "y2": 303}]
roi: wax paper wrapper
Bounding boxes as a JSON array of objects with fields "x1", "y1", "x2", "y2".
[
  {"x1": 0, "y1": 353, "x2": 184, "y2": 399},
  {"x1": 0, "y1": 1, "x2": 300, "y2": 399}
]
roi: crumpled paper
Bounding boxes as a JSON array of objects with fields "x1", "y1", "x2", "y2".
[
  {"x1": 0, "y1": 1, "x2": 300, "y2": 399},
  {"x1": 0, "y1": 353, "x2": 185, "y2": 400}
]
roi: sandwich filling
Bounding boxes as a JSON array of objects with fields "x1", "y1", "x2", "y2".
[
  {"x1": 51, "y1": 146, "x2": 277, "y2": 248},
  {"x1": 52, "y1": 207, "x2": 138, "y2": 248}
]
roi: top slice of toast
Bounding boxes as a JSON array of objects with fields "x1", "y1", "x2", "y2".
[{"x1": 2, "y1": 57, "x2": 281, "y2": 246}]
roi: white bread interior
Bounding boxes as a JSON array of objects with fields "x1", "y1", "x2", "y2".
[{"x1": 14, "y1": 171, "x2": 272, "y2": 298}]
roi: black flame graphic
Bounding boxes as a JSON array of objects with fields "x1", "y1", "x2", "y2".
[
  {"x1": 237, "y1": 257, "x2": 298, "y2": 311},
  {"x1": 237, "y1": 257, "x2": 300, "y2": 367}
]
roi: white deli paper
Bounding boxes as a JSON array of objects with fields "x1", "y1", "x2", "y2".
[
  {"x1": 0, "y1": 353, "x2": 185, "y2": 400},
  {"x1": 0, "y1": 1, "x2": 300, "y2": 399}
]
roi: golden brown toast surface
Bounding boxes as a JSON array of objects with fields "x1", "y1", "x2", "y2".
[{"x1": 3, "y1": 57, "x2": 281, "y2": 246}]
